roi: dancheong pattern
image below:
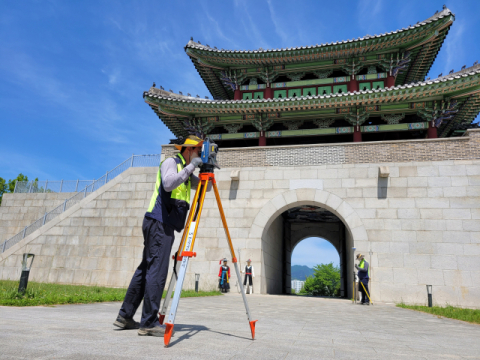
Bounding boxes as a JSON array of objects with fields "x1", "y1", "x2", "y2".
[
  {"x1": 363, "y1": 125, "x2": 379, "y2": 132},
  {"x1": 365, "y1": 105, "x2": 379, "y2": 111},
  {"x1": 267, "y1": 131, "x2": 282, "y2": 137},
  {"x1": 267, "y1": 113, "x2": 281, "y2": 118},
  {"x1": 244, "y1": 132, "x2": 258, "y2": 138},
  {"x1": 336, "y1": 127, "x2": 352, "y2": 134},
  {"x1": 411, "y1": 102, "x2": 426, "y2": 109},
  {"x1": 408, "y1": 123, "x2": 426, "y2": 130}
]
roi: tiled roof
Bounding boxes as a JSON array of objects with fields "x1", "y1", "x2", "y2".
[
  {"x1": 184, "y1": 7, "x2": 453, "y2": 54},
  {"x1": 144, "y1": 62, "x2": 479, "y2": 105}
]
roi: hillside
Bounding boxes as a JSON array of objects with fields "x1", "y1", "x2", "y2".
[{"x1": 291, "y1": 265, "x2": 314, "y2": 280}]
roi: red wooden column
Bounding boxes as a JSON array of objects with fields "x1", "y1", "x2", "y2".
[
  {"x1": 427, "y1": 121, "x2": 438, "y2": 138},
  {"x1": 386, "y1": 75, "x2": 395, "y2": 88},
  {"x1": 264, "y1": 86, "x2": 273, "y2": 99},
  {"x1": 353, "y1": 126, "x2": 362, "y2": 142},
  {"x1": 259, "y1": 131, "x2": 266, "y2": 146},
  {"x1": 348, "y1": 78, "x2": 358, "y2": 93},
  {"x1": 234, "y1": 89, "x2": 241, "y2": 100}
]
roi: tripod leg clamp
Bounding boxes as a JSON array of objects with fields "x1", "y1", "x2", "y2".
[{"x1": 181, "y1": 251, "x2": 196, "y2": 257}]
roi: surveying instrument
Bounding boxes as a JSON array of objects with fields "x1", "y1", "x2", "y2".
[{"x1": 159, "y1": 138, "x2": 257, "y2": 347}]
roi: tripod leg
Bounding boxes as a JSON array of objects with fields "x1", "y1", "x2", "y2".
[
  {"x1": 160, "y1": 176, "x2": 205, "y2": 325},
  {"x1": 159, "y1": 260, "x2": 181, "y2": 324},
  {"x1": 212, "y1": 181, "x2": 257, "y2": 339},
  {"x1": 164, "y1": 179, "x2": 209, "y2": 347}
]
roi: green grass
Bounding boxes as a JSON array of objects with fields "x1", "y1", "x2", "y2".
[
  {"x1": 0, "y1": 280, "x2": 221, "y2": 307},
  {"x1": 397, "y1": 303, "x2": 480, "y2": 324}
]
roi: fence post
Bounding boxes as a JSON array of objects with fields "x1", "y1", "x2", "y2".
[
  {"x1": 22, "y1": 226, "x2": 27, "y2": 238},
  {"x1": 75, "y1": 180, "x2": 79, "y2": 192},
  {"x1": 105, "y1": 171, "x2": 108, "y2": 184},
  {"x1": 84, "y1": 186, "x2": 87, "y2": 198},
  {"x1": 131, "y1": 154, "x2": 134, "y2": 167},
  {"x1": 63, "y1": 199, "x2": 67, "y2": 212},
  {"x1": 60, "y1": 180, "x2": 63, "y2": 192},
  {"x1": 42, "y1": 211, "x2": 47, "y2": 225},
  {"x1": 45, "y1": 180, "x2": 48, "y2": 193},
  {"x1": 14, "y1": 180, "x2": 19, "y2": 193},
  {"x1": 28, "y1": 182, "x2": 33, "y2": 193}
]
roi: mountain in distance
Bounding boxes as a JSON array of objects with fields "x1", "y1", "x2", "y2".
[{"x1": 291, "y1": 265, "x2": 314, "y2": 280}]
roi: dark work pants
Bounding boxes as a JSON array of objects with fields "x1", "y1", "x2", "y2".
[
  {"x1": 119, "y1": 217, "x2": 174, "y2": 328},
  {"x1": 359, "y1": 279, "x2": 370, "y2": 304}
]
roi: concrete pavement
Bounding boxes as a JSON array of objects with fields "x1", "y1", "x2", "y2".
[{"x1": 1, "y1": 293, "x2": 479, "y2": 359}]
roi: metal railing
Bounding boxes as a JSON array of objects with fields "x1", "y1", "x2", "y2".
[
  {"x1": 1, "y1": 154, "x2": 160, "y2": 253},
  {"x1": 15, "y1": 180, "x2": 95, "y2": 193}
]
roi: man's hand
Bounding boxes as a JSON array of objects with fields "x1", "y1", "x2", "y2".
[
  {"x1": 355, "y1": 264, "x2": 359, "y2": 270},
  {"x1": 191, "y1": 157, "x2": 203, "y2": 168}
]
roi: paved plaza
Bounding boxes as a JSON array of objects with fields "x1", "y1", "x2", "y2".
[{"x1": 0, "y1": 294, "x2": 479, "y2": 359}]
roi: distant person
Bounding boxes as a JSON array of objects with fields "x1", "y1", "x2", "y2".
[
  {"x1": 355, "y1": 253, "x2": 370, "y2": 305},
  {"x1": 241, "y1": 259, "x2": 255, "y2": 294},
  {"x1": 218, "y1": 258, "x2": 230, "y2": 293}
]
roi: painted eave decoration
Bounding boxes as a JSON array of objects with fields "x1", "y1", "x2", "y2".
[
  {"x1": 144, "y1": 63, "x2": 480, "y2": 139},
  {"x1": 184, "y1": 7, "x2": 454, "y2": 100}
]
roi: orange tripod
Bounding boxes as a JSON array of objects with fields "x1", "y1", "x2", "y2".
[{"x1": 159, "y1": 171, "x2": 257, "y2": 347}]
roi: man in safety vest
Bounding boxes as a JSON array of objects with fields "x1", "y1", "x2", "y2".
[
  {"x1": 355, "y1": 253, "x2": 370, "y2": 305},
  {"x1": 114, "y1": 135, "x2": 206, "y2": 336}
]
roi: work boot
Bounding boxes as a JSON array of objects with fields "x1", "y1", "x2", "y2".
[
  {"x1": 113, "y1": 315, "x2": 140, "y2": 329},
  {"x1": 138, "y1": 324, "x2": 175, "y2": 337}
]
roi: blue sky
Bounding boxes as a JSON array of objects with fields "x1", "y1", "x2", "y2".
[
  {"x1": 291, "y1": 237, "x2": 339, "y2": 268},
  {"x1": 1, "y1": 0, "x2": 479, "y2": 181}
]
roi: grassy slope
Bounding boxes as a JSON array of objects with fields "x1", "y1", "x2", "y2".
[
  {"x1": 397, "y1": 303, "x2": 480, "y2": 325},
  {"x1": 0, "y1": 280, "x2": 221, "y2": 306}
]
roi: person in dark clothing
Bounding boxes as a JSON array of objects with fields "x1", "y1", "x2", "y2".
[
  {"x1": 241, "y1": 259, "x2": 255, "y2": 294},
  {"x1": 355, "y1": 253, "x2": 370, "y2": 305},
  {"x1": 218, "y1": 258, "x2": 230, "y2": 293},
  {"x1": 113, "y1": 135, "x2": 206, "y2": 337}
]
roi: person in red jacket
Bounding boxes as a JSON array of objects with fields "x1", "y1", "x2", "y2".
[{"x1": 218, "y1": 258, "x2": 230, "y2": 293}]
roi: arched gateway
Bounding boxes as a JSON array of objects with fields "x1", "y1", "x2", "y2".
[{"x1": 249, "y1": 189, "x2": 368, "y2": 297}]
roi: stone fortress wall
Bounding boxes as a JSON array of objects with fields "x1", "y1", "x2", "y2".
[
  {"x1": 0, "y1": 192, "x2": 75, "y2": 243},
  {"x1": 1, "y1": 129, "x2": 480, "y2": 307}
]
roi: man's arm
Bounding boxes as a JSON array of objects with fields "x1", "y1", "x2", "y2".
[{"x1": 161, "y1": 158, "x2": 195, "y2": 192}]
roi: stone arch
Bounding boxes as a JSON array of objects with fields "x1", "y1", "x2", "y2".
[
  {"x1": 248, "y1": 188, "x2": 368, "y2": 296},
  {"x1": 249, "y1": 188, "x2": 368, "y2": 242}
]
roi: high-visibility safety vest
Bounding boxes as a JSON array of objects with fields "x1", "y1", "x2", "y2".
[
  {"x1": 358, "y1": 259, "x2": 370, "y2": 280},
  {"x1": 145, "y1": 154, "x2": 191, "y2": 231}
]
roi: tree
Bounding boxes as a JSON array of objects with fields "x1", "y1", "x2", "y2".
[
  {"x1": 0, "y1": 174, "x2": 30, "y2": 206},
  {"x1": 300, "y1": 263, "x2": 341, "y2": 297},
  {"x1": 0, "y1": 177, "x2": 6, "y2": 206}
]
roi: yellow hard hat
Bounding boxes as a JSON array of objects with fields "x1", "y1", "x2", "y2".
[{"x1": 174, "y1": 135, "x2": 204, "y2": 151}]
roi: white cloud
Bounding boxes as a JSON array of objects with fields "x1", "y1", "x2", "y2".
[
  {"x1": 443, "y1": 22, "x2": 465, "y2": 75},
  {"x1": 266, "y1": 0, "x2": 290, "y2": 46},
  {"x1": 234, "y1": 0, "x2": 271, "y2": 50},
  {"x1": 357, "y1": 0, "x2": 384, "y2": 35}
]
